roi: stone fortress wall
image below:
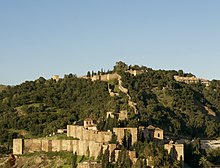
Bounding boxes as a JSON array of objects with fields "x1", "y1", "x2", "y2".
[
  {"x1": 84, "y1": 73, "x2": 118, "y2": 82},
  {"x1": 67, "y1": 125, "x2": 112, "y2": 143},
  {"x1": 83, "y1": 69, "x2": 144, "y2": 82},
  {"x1": 13, "y1": 124, "x2": 163, "y2": 155},
  {"x1": 113, "y1": 128, "x2": 138, "y2": 145},
  {"x1": 13, "y1": 138, "x2": 115, "y2": 159},
  {"x1": 13, "y1": 126, "x2": 140, "y2": 158},
  {"x1": 13, "y1": 118, "x2": 184, "y2": 165},
  {"x1": 174, "y1": 75, "x2": 210, "y2": 86},
  {"x1": 164, "y1": 143, "x2": 184, "y2": 165}
]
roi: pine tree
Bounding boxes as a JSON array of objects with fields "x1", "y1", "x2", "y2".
[{"x1": 72, "y1": 152, "x2": 77, "y2": 168}]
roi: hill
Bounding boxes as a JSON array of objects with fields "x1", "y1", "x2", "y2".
[
  {"x1": 0, "y1": 61, "x2": 220, "y2": 155},
  {"x1": 0, "y1": 85, "x2": 7, "y2": 92}
]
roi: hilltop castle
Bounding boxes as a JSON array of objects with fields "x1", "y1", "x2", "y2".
[{"x1": 13, "y1": 118, "x2": 184, "y2": 167}]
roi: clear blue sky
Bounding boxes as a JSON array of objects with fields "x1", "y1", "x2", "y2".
[{"x1": 0, "y1": 1, "x2": 220, "y2": 85}]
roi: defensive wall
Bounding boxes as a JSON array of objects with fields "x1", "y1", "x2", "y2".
[
  {"x1": 114, "y1": 150, "x2": 137, "y2": 163},
  {"x1": 82, "y1": 70, "x2": 144, "y2": 82},
  {"x1": 201, "y1": 140, "x2": 220, "y2": 149},
  {"x1": 13, "y1": 139, "x2": 116, "y2": 159},
  {"x1": 77, "y1": 161, "x2": 101, "y2": 168},
  {"x1": 106, "y1": 110, "x2": 128, "y2": 121},
  {"x1": 126, "y1": 70, "x2": 144, "y2": 76},
  {"x1": 86, "y1": 73, "x2": 118, "y2": 82},
  {"x1": 174, "y1": 75, "x2": 210, "y2": 86},
  {"x1": 66, "y1": 124, "x2": 163, "y2": 146},
  {"x1": 67, "y1": 125, "x2": 112, "y2": 143},
  {"x1": 164, "y1": 143, "x2": 184, "y2": 164},
  {"x1": 113, "y1": 128, "x2": 138, "y2": 145}
]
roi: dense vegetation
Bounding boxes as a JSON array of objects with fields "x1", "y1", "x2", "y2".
[
  {"x1": 120, "y1": 69, "x2": 220, "y2": 139},
  {"x1": 0, "y1": 62, "x2": 220, "y2": 167}
]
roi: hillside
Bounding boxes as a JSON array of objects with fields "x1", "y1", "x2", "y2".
[
  {"x1": 0, "y1": 85, "x2": 7, "y2": 92},
  {"x1": 0, "y1": 62, "x2": 220, "y2": 155},
  {"x1": 0, "y1": 151, "x2": 86, "y2": 168}
]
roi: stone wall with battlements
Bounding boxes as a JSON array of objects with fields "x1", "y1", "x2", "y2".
[
  {"x1": 174, "y1": 75, "x2": 210, "y2": 86},
  {"x1": 13, "y1": 138, "x2": 112, "y2": 159},
  {"x1": 88, "y1": 73, "x2": 118, "y2": 82},
  {"x1": 67, "y1": 125, "x2": 112, "y2": 143},
  {"x1": 113, "y1": 128, "x2": 138, "y2": 145},
  {"x1": 77, "y1": 161, "x2": 101, "y2": 168},
  {"x1": 67, "y1": 126, "x2": 139, "y2": 146}
]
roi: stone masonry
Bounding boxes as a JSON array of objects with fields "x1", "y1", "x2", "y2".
[
  {"x1": 113, "y1": 128, "x2": 138, "y2": 145},
  {"x1": 67, "y1": 125, "x2": 112, "y2": 143},
  {"x1": 13, "y1": 139, "x2": 105, "y2": 159}
]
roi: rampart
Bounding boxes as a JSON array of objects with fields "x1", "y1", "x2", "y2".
[
  {"x1": 113, "y1": 128, "x2": 138, "y2": 145},
  {"x1": 67, "y1": 125, "x2": 112, "y2": 143},
  {"x1": 174, "y1": 75, "x2": 210, "y2": 86},
  {"x1": 164, "y1": 143, "x2": 184, "y2": 163},
  {"x1": 90, "y1": 73, "x2": 118, "y2": 82},
  {"x1": 13, "y1": 139, "x2": 105, "y2": 159},
  {"x1": 126, "y1": 70, "x2": 144, "y2": 76},
  {"x1": 77, "y1": 161, "x2": 101, "y2": 168}
]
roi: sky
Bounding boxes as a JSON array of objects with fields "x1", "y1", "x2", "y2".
[{"x1": 0, "y1": 1, "x2": 220, "y2": 85}]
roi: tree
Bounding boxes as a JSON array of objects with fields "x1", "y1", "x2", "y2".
[
  {"x1": 87, "y1": 71, "x2": 91, "y2": 77},
  {"x1": 72, "y1": 152, "x2": 77, "y2": 168},
  {"x1": 199, "y1": 156, "x2": 212, "y2": 168},
  {"x1": 117, "y1": 147, "x2": 133, "y2": 168},
  {"x1": 101, "y1": 148, "x2": 110, "y2": 168},
  {"x1": 109, "y1": 132, "x2": 118, "y2": 144},
  {"x1": 114, "y1": 61, "x2": 128, "y2": 73}
]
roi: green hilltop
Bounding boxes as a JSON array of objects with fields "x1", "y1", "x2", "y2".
[{"x1": 0, "y1": 61, "x2": 220, "y2": 155}]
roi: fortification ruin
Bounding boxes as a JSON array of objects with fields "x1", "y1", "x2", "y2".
[
  {"x1": 164, "y1": 141, "x2": 184, "y2": 166},
  {"x1": 13, "y1": 117, "x2": 184, "y2": 166},
  {"x1": 13, "y1": 138, "x2": 107, "y2": 159},
  {"x1": 174, "y1": 75, "x2": 210, "y2": 86},
  {"x1": 77, "y1": 161, "x2": 101, "y2": 168},
  {"x1": 106, "y1": 110, "x2": 128, "y2": 121},
  {"x1": 145, "y1": 125, "x2": 164, "y2": 141},
  {"x1": 113, "y1": 127, "x2": 138, "y2": 145}
]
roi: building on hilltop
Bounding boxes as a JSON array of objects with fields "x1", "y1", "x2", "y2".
[
  {"x1": 67, "y1": 119, "x2": 112, "y2": 143},
  {"x1": 126, "y1": 69, "x2": 145, "y2": 76},
  {"x1": 106, "y1": 110, "x2": 128, "y2": 121},
  {"x1": 145, "y1": 125, "x2": 164, "y2": 141},
  {"x1": 174, "y1": 75, "x2": 210, "y2": 86},
  {"x1": 57, "y1": 129, "x2": 67, "y2": 134},
  {"x1": 83, "y1": 118, "x2": 97, "y2": 130},
  {"x1": 51, "y1": 75, "x2": 60, "y2": 82}
]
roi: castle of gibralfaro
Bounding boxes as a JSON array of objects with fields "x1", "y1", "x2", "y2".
[
  {"x1": 13, "y1": 118, "x2": 184, "y2": 166},
  {"x1": 174, "y1": 75, "x2": 210, "y2": 86}
]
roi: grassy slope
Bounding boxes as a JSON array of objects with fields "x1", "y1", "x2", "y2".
[{"x1": 0, "y1": 152, "x2": 90, "y2": 168}]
